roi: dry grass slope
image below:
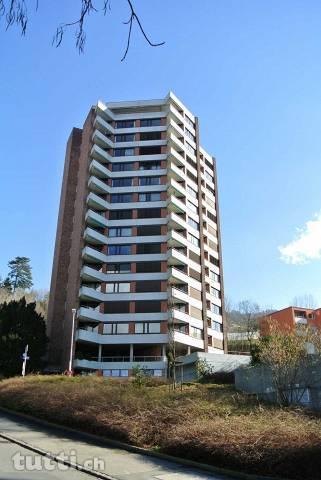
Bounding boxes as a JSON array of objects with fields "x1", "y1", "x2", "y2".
[{"x1": 0, "y1": 376, "x2": 320, "y2": 479}]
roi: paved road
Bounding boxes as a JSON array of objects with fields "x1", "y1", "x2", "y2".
[{"x1": 0, "y1": 412, "x2": 235, "y2": 480}]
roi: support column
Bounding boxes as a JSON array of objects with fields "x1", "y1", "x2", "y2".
[
  {"x1": 162, "y1": 344, "x2": 167, "y2": 359},
  {"x1": 98, "y1": 344, "x2": 102, "y2": 362},
  {"x1": 130, "y1": 344, "x2": 134, "y2": 362}
]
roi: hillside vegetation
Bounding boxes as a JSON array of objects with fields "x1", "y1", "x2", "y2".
[{"x1": 0, "y1": 376, "x2": 321, "y2": 479}]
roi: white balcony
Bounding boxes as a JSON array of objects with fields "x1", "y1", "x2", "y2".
[
  {"x1": 84, "y1": 227, "x2": 106, "y2": 245},
  {"x1": 168, "y1": 178, "x2": 186, "y2": 198},
  {"x1": 79, "y1": 286, "x2": 168, "y2": 303},
  {"x1": 85, "y1": 210, "x2": 108, "y2": 229},
  {"x1": 168, "y1": 267, "x2": 201, "y2": 291},
  {"x1": 81, "y1": 266, "x2": 168, "y2": 283},
  {"x1": 171, "y1": 309, "x2": 203, "y2": 330},
  {"x1": 91, "y1": 144, "x2": 112, "y2": 163},
  {"x1": 78, "y1": 307, "x2": 168, "y2": 324},
  {"x1": 89, "y1": 160, "x2": 110, "y2": 179},
  {"x1": 82, "y1": 246, "x2": 106, "y2": 264},
  {"x1": 168, "y1": 147, "x2": 185, "y2": 168},
  {"x1": 173, "y1": 330, "x2": 204, "y2": 349},
  {"x1": 168, "y1": 161, "x2": 186, "y2": 182},
  {"x1": 87, "y1": 192, "x2": 107, "y2": 211},
  {"x1": 76, "y1": 329, "x2": 169, "y2": 345},
  {"x1": 94, "y1": 114, "x2": 114, "y2": 135},
  {"x1": 74, "y1": 358, "x2": 167, "y2": 371},
  {"x1": 167, "y1": 229, "x2": 187, "y2": 248},
  {"x1": 92, "y1": 129, "x2": 114, "y2": 149},
  {"x1": 167, "y1": 194, "x2": 186, "y2": 214}
]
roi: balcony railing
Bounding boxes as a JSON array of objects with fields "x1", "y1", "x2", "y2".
[{"x1": 77, "y1": 356, "x2": 164, "y2": 363}]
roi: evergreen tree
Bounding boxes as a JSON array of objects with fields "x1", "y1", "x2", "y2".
[
  {"x1": 7, "y1": 257, "x2": 33, "y2": 292},
  {"x1": 0, "y1": 298, "x2": 48, "y2": 377}
]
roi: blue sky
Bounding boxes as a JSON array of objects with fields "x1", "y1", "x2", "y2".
[{"x1": 1, "y1": 0, "x2": 321, "y2": 309}]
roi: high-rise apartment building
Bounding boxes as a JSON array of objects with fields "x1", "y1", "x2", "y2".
[{"x1": 47, "y1": 92, "x2": 226, "y2": 377}]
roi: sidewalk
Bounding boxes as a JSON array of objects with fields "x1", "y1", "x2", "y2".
[{"x1": 0, "y1": 412, "x2": 232, "y2": 480}]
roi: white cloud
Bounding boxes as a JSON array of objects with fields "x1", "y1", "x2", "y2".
[{"x1": 279, "y1": 212, "x2": 321, "y2": 265}]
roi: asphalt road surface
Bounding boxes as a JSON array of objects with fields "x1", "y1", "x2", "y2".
[{"x1": 0, "y1": 412, "x2": 236, "y2": 480}]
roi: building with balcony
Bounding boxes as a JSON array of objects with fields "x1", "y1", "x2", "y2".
[
  {"x1": 260, "y1": 306, "x2": 321, "y2": 336},
  {"x1": 47, "y1": 92, "x2": 226, "y2": 377}
]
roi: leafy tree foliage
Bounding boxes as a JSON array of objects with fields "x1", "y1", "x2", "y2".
[
  {"x1": 0, "y1": 297, "x2": 48, "y2": 377},
  {"x1": 7, "y1": 256, "x2": 33, "y2": 292}
]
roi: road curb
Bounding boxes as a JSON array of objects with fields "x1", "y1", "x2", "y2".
[{"x1": 0, "y1": 406, "x2": 287, "y2": 480}]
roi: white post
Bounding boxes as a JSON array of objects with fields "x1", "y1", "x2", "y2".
[
  {"x1": 98, "y1": 344, "x2": 102, "y2": 362},
  {"x1": 130, "y1": 344, "x2": 134, "y2": 362},
  {"x1": 22, "y1": 344, "x2": 29, "y2": 377},
  {"x1": 68, "y1": 308, "x2": 77, "y2": 374}
]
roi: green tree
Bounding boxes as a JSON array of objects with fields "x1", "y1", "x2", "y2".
[
  {"x1": 7, "y1": 256, "x2": 33, "y2": 292},
  {"x1": 0, "y1": 298, "x2": 48, "y2": 377}
]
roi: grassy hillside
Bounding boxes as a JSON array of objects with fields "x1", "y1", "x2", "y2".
[{"x1": 0, "y1": 376, "x2": 321, "y2": 479}]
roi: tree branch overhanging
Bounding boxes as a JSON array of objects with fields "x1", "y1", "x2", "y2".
[{"x1": 0, "y1": 0, "x2": 165, "y2": 60}]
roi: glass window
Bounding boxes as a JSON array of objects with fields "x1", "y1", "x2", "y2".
[
  {"x1": 140, "y1": 131, "x2": 162, "y2": 141},
  {"x1": 115, "y1": 134, "x2": 135, "y2": 142},
  {"x1": 149, "y1": 323, "x2": 160, "y2": 333},
  {"x1": 210, "y1": 271, "x2": 220, "y2": 283},
  {"x1": 112, "y1": 163, "x2": 134, "y2": 172},
  {"x1": 117, "y1": 323, "x2": 129, "y2": 334},
  {"x1": 135, "y1": 323, "x2": 144, "y2": 334},
  {"x1": 140, "y1": 118, "x2": 161, "y2": 127},
  {"x1": 109, "y1": 210, "x2": 132, "y2": 220},
  {"x1": 138, "y1": 192, "x2": 161, "y2": 202},
  {"x1": 186, "y1": 142, "x2": 196, "y2": 156},
  {"x1": 106, "y1": 283, "x2": 130, "y2": 293},
  {"x1": 103, "y1": 324, "x2": 112, "y2": 334},
  {"x1": 210, "y1": 287, "x2": 220, "y2": 298},
  {"x1": 111, "y1": 370, "x2": 120, "y2": 377},
  {"x1": 120, "y1": 370, "x2": 129, "y2": 377},
  {"x1": 107, "y1": 263, "x2": 131, "y2": 273},
  {"x1": 185, "y1": 128, "x2": 195, "y2": 142},
  {"x1": 153, "y1": 370, "x2": 163, "y2": 377},
  {"x1": 103, "y1": 370, "x2": 112, "y2": 376},
  {"x1": 187, "y1": 200, "x2": 198, "y2": 214},
  {"x1": 188, "y1": 233, "x2": 199, "y2": 247},
  {"x1": 114, "y1": 148, "x2": 135, "y2": 157},
  {"x1": 205, "y1": 171, "x2": 214, "y2": 183},
  {"x1": 110, "y1": 193, "x2": 132, "y2": 203},
  {"x1": 188, "y1": 217, "x2": 199, "y2": 231},
  {"x1": 109, "y1": 227, "x2": 131, "y2": 237},
  {"x1": 112, "y1": 178, "x2": 132, "y2": 187},
  {"x1": 190, "y1": 326, "x2": 202, "y2": 339},
  {"x1": 115, "y1": 120, "x2": 135, "y2": 129},
  {"x1": 139, "y1": 177, "x2": 161, "y2": 186},
  {"x1": 187, "y1": 185, "x2": 197, "y2": 199},
  {"x1": 185, "y1": 115, "x2": 194, "y2": 129},
  {"x1": 211, "y1": 304, "x2": 221, "y2": 315},
  {"x1": 139, "y1": 161, "x2": 161, "y2": 170},
  {"x1": 108, "y1": 245, "x2": 131, "y2": 255},
  {"x1": 211, "y1": 321, "x2": 222, "y2": 332}
]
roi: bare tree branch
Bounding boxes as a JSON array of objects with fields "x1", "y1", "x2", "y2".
[{"x1": 0, "y1": 0, "x2": 165, "y2": 60}]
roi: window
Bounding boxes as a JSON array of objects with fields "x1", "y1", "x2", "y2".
[
  {"x1": 134, "y1": 322, "x2": 160, "y2": 334},
  {"x1": 139, "y1": 176, "x2": 161, "y2": 186},
  {"x1": 135, "y1": 301, "x2": 161, "y2": 313},
  {"x1": 137, "y1": 225, "x2": 161, "y2": 236},
  {"x1": 207, "y1": 211, "x2": 217, "y2": 223},
  {"x1": 188, "y1": 232, "x2": 199, "y2": 247},
  {"x1": 110, "y1": 193, "x2": 132, "y2": 203},
  {"x1": 140, "y1": 118, "x2": 161, "y2": 127},
  {"x1": 205, "y1": 171, "x2": 214, "y2": 183},
  {"x1": 136, "y1": 261, "x2": 161, "y2": 273},
  {"x1": 211, "y1": 321, "x2": 222, "y2": 332},
  {"x1": 153, "y1": 370, "x2": 163, "y2": 377},
  {"x1": 210, "y1": 271, "x2": 220, "y2": 283},
  {"x1": 112, "y1": 163, "x2": 134, "y2": 172},
  {"x1": 138, "y1": 192, "x2": 161, "y2": 202},
  {"x1": 210, "y1": 287, "x2": 220, "y2": 298},
  {"x1": 136, "y1": 281, "x2": 161, "y2": 293},
  {"x1": 108, "y1": 245, "x2": 131, "y2": 255},
  {"x1": 205, "y1": 158, "x2": 214, "y2": 170},
  {"x1": 109, "y1": 210, "x2": 132, "y2": 220},
  {"x1": 103, "y1": 369, "x2": 129, "y2": 377},
  {"x1": 185, "y1": 115, "x2": 194, "y2": 129},
  {"x1": 115, "y1": 134, "x2": 135, "y2": 142},
  {"x1": 188, "y1": 217, "x2": 199, "y2": 231},
  {"x1": 137, "y1": 208, "x2": 161, "y2": 218},
  {"x1": 187, "y1": 185, "x2": 197, "y2": 198},
  {"x1": 109, "y1": 227, "x2": 131, "y2": 237},
  {"x1": 186, "y1": 142, "x2": 196, "y2": 156},
  {"x1": 211, "y1": 303, "x2": 221, "y2": 315},
  {"x1": 114, "y1": 148, "x2": 135, "y2": 157},
  {"x1": 106, "y1": 283, "x2": 130, "y2": 293},
  {"x1": 107, "y1": 263, "x2": 131, "y2": 273},
  {"x1": 185, "y1": 128, "x2": 195, "y2": 142},
  {"x1": 139, "y1": 146, "x2": 161, "y2": 155},
  {"x1": 103, "y1": 323, "x2": 129, "y2": 334},
  {"x1": 139, "y1": 161, "x2": 161, "y2": 170},
  {"x1": 115, "y1": 120, "x2": 135, "y2": 129},
  {"x1": 190, "y1": 326, "x2": 203, "y2": 339},
  {"x1": 107, "y1": 301, "x2": 130, "y2": 313},
  {"x1": 136, "y1": 243, "x2": 161, "y2": 254},
  {"x1": 112, "y1": 178, "x2": 132, "y2": 187},
  {"x1": 140, "y1": 131, "x2": 162, "y2": 141},
  {"x1": 187, "y1": 200, "x2": 198, "y2": 214}
]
